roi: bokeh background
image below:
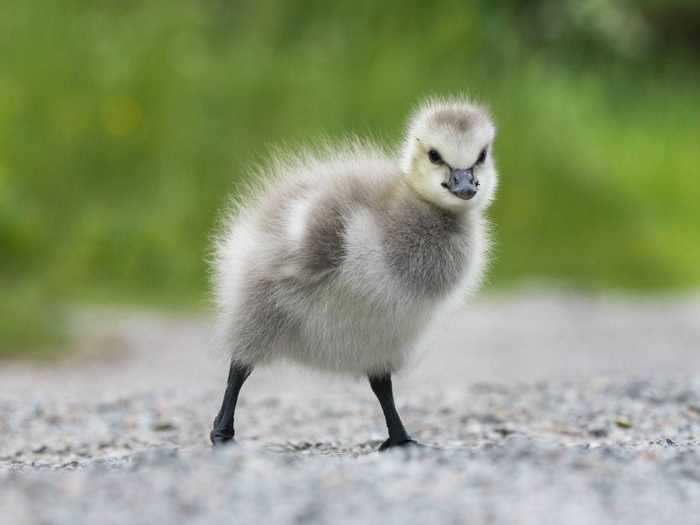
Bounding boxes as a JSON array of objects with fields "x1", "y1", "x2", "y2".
[{"x1": 1, "y1": 0, "x2": 699, "y2": 356}]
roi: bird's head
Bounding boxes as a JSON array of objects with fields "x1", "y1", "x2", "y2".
[{"x1": 400, "y1": 97, "x2": 497, "y2": 213}]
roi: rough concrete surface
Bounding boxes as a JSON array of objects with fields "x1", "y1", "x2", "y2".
[{"x1": 1, "y1": 291, "x2": 700, "y2": 524}]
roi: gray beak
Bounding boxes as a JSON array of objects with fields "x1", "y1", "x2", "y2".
[{"x1": 443, "y1": 168, "x2": 478, "y2": 200}]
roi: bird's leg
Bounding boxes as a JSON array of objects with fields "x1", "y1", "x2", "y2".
[
  {"x1": 210, "y1": 362, "x2": 252, "y2": 446},
  {"x1": 368, "y1": 372, "x2": 420, "y2": 451}
]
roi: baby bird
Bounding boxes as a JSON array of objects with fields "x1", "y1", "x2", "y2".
[{"x1": 211, "y1": 97, "x2": 498, "y2": 450}]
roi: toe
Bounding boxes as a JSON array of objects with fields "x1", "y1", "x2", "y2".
[
  {"x1": 210, "y1": 430, "x2": 236, "y2": 447},
  {"x1": 378, "y1": 437, "x2": 423, "y2": 451}
]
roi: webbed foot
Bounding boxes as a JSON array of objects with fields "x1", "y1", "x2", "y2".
[
  {"x1": 378, "y1": 437, "x2": 424, "y2": 452},
  {"x1": 210, "y1": 424, "x2": 236, "y2": 447}
]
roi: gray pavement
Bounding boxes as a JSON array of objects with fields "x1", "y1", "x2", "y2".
[{"x1": 1, "y1": 290, "x2": 700, "y2": 524}]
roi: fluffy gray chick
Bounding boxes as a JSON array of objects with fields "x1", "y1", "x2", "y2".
[{"x1": 211, "y1": 96, "x2": 498, "y2": 450}]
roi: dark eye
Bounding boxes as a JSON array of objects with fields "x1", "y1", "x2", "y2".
[
  {"x1": 428, "y1": 149, "x2": 443, "y2": 165},
  {"x1": 476, "y1": 148, "x2": 488, "y2": 165}
]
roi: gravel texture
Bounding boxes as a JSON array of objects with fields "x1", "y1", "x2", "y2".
[{"x1": 1, "y1": 291, "x2": 700, "y2": 524}]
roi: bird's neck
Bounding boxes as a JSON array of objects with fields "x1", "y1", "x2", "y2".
[{"x1": 379, "y1": 178, "x2": 472, "y2": 298}]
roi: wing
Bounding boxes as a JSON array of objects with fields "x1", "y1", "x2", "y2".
[{"x1": 272, "y1": 192, "x2": 349, "y2": 284}]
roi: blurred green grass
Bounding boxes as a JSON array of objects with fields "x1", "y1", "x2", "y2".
[{"x1": 1, "y1": 0, "x2": 699, "y2": 354}]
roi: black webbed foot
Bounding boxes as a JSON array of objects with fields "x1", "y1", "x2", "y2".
[
  {"x1": 210, "y1": 429, "x2": 236, "y2": 447},
  {"x1": 210, "y1": 414, "x2": 236, "y2": 446},
  {"x1": 378, "y1": 437, "x2": 424, "y2": 452}
]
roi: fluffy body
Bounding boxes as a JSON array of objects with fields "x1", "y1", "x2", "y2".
[{"x1": 213, "y1": 98, "x2": 497, "y2": 376}]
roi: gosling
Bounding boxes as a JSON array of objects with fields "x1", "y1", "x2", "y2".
[{"x1": 211, "y1": 97, "x2": 498, "y2": 450}]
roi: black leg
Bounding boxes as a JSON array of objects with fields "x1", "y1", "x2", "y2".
[
  {"x1": 368, "y1": 372, "x2": 419, "y2": 451},
  {"x1": 210, "y1": 362, "x2": 252, "y2": 446}
]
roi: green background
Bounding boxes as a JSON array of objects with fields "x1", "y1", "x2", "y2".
[{"x1": 1, "y1": 0, "x2": 699, "y2": 354}]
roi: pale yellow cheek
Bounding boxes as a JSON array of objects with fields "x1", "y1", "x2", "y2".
[{"x1": 407, "y1": 168, "x2": 467, "y2": 211}]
